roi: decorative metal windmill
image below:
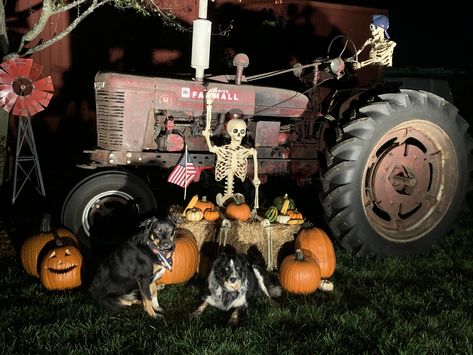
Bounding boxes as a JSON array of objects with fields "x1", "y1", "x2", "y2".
[{"x1": 0, "y1": 57, "x2": 54, "y2": 204}]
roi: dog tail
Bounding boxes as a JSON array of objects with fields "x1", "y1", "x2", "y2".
[
  {"x1": 246, "y1": 247, "x2": 282, "y2": 298},
  {"x1": 89, "y1": 283, "x2": 131, "y2": 313},
  {"x1": 252, "y1": 264, "x2": 282, "y2": 299}
]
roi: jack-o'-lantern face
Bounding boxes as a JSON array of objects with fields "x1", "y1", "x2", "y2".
[{"x1": 40, "y1": 246, "x2": 82, "y2": 290}]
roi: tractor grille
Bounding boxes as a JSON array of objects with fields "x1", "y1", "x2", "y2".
[{"x1": 96, "y1": 90, "x2": 125, "y2": 149}]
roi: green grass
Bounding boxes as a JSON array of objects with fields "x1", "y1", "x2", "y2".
[{"x1": 1, "y1": 215, "x2": 473, "y2": 355}]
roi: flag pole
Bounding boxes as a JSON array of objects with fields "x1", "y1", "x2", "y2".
[{"x1": 184, "y1": 144, "x2": 188, "y2": 201}]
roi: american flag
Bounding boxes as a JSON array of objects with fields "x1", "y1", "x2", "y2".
[{"x1": 167, "y1": 147, "x2": 197, "y2": 188}]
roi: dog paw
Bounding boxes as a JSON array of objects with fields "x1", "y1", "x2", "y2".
[
  {"x1": 150, "y1": 312, "x2": 164, "y2": 319},
  {"x1": 153, "y1": 305, "x2": 164, "y2": 314},
  {"x1": 227, "y1": 316, "x2": 239, "y2": 327},
  {"x1": 191, "y1": 309, "x2": 202, "y2": 318}
]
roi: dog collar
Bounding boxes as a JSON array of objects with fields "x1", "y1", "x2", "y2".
[{"x1": 147, "y1": 241, "x2": 174, "y2": 271}]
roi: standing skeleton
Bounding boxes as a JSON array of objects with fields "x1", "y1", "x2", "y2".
[
  {"x1": 202, "y1": 88, "x2": 260, "y2": 210},
  {"x1": 353, "y1": 14, "x2": 396, "y2": 69}
]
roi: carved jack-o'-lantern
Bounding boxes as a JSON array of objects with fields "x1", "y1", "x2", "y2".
[{"x1": 39, "y1": 243, "x2": 83, "y2": 290}]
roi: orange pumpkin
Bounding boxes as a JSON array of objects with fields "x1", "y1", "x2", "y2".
[
  {"x1": 287, "y1": 209, "x2": 303, "y2": 220},
  {"x1": 157, "y1": 229, "x2": 199, "y2": 285},
  {"x1": 226, "y1": 202, "x2": 251, "y2": 221},
  {"x1": 194, "y1": 196, "x2": 214, "y2": 213},
  {"x1": 295, "y1": 227, "x2": 336, "y2": 278},
  {"x1": 20, "y1": 215, "x2": 79, "y2": 278},
  {"x1": 279, "y1": 249, "x2": 321, "y2": 295},
  {"x1": 40, "y1": 239, "x2": 83, "y2": 290},
  {"x1": 203, "y1": 207, "x2": 220, "y2": 222}
]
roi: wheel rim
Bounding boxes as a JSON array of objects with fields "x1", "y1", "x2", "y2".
[
  {"x1": 362, "y1": 120, "x2": 458, "y2": 242},
  {"x1": 82, "y1": 190, "x2": 141, "y2": 242}
]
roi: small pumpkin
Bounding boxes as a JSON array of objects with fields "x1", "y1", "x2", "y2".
[
  {"x1": 203, "y1": 207, "x2": 220, "y2": 222},
  {"x1": 183, "y1": 194, "x2": 199, "y2": 216},
  {"x1": 186, "y1": 207, "x2": 204, "y2": 222},
  {"x1": 295, "y1": 227, "x2": 336, "y2": 279},
  {"x1": 226, "y1": 201, "x2": 251, "y2": 221},
  {"x1": 287, "y1": 209, "x2": 303, "y2": 220},
  {"x1": 279, "y1": 249, "x2": 321, "y2": 295},
  {"x1": 157, "y1": 229, "x2": 199, "y2": 285},
  {"x1": 20, "y1": 214, "x2": 79, "y2": 278},
  {"x1": 194, "y1": 196, "x2": 214, "y2": 213},
  {"x1": 39, "y1": 239, "x2": 83, "y2": 290}
]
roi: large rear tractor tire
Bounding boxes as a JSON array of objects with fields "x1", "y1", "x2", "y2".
[
  {"x1": 321, "y1": 89, "x2": 473, "y2": 257},
  {"x1": 61, "y1": 170, "x2": 157, "y2": 252}
]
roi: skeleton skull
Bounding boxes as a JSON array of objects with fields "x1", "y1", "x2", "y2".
[{"x1": 227, "y1": 118, "x2": 247, "y2": 144}]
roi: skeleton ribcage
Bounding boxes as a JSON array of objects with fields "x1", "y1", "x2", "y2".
[{"x1": 214, "y1": 145, "x2": 251, "y2": 182}]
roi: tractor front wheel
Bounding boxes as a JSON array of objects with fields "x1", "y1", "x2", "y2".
[{"x1": 61, "y1": 169, "x2": 157, "y2": 253}]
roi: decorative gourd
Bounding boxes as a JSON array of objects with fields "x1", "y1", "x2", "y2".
[
  {"x1": 287, "y1": 209, "x2": 303, "y2": 220},
  {"x1": 295, "y1": 227, "x2": 336, "y2": 278},
  {"x1": 194, "y1": 196, "x2": 214, "y2": 213},
  {"x1": 182, "y1": 194, "x2": 199, "y2": 216},
  {"x1": 226, "y1": 201, "x2": 251, "y2": 221},
  {"x1": 203, "y1": 207, "x2": 220, "y2": 222},
  {"x1": 157, "y1": 229, "x2": 199, "y2": 285},
  {"x1": 20, "y1": 214, "x2": 79, "y2": 278},
  {"x1": 279, "y1": 249, "x2": 321, "y2": 295},
  {"x1": 276, "y1": 215, "x2": 291, "y2": 224},
  {"x1": 273, "y1": 193, "x2": 295, "y2": 212},
  {"x1": 39, "y1": 238, "x2": 83, "y2": 290},
  {"x1": 264, "y1": 206, "x2": 278, "y2": 223},
  {"x1": 186, "y1": 207, "x2": 204, "y2": 222}
]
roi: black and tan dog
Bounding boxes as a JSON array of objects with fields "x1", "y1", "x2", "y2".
[
  {"x1": 89, "y1": 217, "x2": 176, "y2": 318},
  {"x1": 193, "y1": 252, "x2": 281, "y2": 326}
]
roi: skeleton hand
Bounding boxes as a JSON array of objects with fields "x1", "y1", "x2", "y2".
[{"x1": 352, "y1": 61, "x2": 362, "y2": 70}]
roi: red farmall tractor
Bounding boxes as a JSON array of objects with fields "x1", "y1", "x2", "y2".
[{"x1": 61, "y1": 11, "x2": 473, "y2": 258}]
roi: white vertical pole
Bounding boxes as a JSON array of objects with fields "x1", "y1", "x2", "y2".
[{"x1": 192, "y1": 0, "x2": 212, "y2": 82}]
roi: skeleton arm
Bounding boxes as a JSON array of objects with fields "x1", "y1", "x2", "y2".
[
  {"x1": 250, "y1": 148, "x2": 260, "y2": 210},
  {"x1": 203, "y1": 87, "x2": 219, "y2": 154},
  {"x1": 202, "y1": 125, "x2": 217, "y2": 153},
  {"x1": 356, "y1": 38, "x2": 372, "y2": 57},
  {"x1": 353, "y1": 40, "x2": 396, "y2": 69}
]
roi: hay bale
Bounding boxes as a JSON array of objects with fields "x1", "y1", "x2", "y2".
[{"x1": 178, "y1": 220, "x2": 300, "y2": 270}]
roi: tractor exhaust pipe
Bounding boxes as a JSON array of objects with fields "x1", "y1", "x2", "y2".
[{"x1": 191, "y1": 0, "x2": 212, "y2": 82}]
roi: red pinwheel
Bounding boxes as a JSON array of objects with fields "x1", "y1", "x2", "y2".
[{"x1": 0, "y1": 57, "x2": 54, "y2": 117}]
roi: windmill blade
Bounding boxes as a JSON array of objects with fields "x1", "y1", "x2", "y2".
[
  {"x1": 30, "y1": 89, "x2": 53, "y2": 107},
  {"x1": 0, "y1": 68, "x2": 14, "y2": 85},
  {"x1": 0, "y1": 84, "x2": 13, "y2": 98},
  {"x1": 3, "y1": 91, "x2": 18, "y2": 112},
  {"x1": 15, "y1": 58, "x2": 33, "y2": 78},
  {"x1": 24, "y1": 96, "x2": 45, "y2": 116},
  {"x1": 12, "y1": 96, "x2": 30, "y2": 116},
  {"x1": 33, "y1": 76, "x2": 54, "y2": 92},
  {"x1": 29, "y1": 62, "x2": 44, "y2": 82},
  {"x1": 0, "y1": 59, "x2": 20, "y2": 79}
]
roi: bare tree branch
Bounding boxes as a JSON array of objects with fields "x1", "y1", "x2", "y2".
[{"x1": 22, "y1": 0, "x2": 115, "y2": 57}]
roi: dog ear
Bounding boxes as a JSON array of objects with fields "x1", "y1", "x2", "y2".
[
  {"x1": 167, "y1": 214, "x2": 179, "y2": 227},
  {"x1": 140, "y1": 217, "x2": 158, "y2": 234}
]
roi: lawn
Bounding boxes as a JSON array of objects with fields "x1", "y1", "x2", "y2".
[{"x1": 1, "y1": 213, "x2": 473, "y2": 354}]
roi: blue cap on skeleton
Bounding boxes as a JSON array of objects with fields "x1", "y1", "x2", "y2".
[{"x1": 371, "y1": 14, "x2": 390, "y2": 39}]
